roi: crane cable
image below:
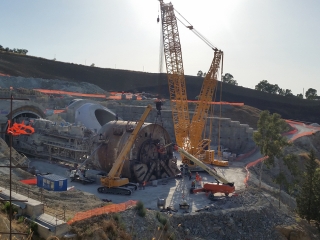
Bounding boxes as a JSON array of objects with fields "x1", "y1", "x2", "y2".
[
  {"x1": 174, "y1": 9, "x2": 218, "y2": 51},
  {"x1": 174, "y1": 7, "x2": 225, "y2": 156}
]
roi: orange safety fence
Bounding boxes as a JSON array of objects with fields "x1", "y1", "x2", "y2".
[
  {"x1": 67, "y1": 200, "x2": 137, "y2": 225},
  {"x1": 244, "y1": 156, "x2": 268, "y2": 186},
  {"x1": 172, "y1": 100, "x2": 244, "y2": 105},
  {"x1": 20, "y1": 178, "x2": 37, "y2": 185},
  {"x1": 0, "y1": 72, "x2": 10, "y2": 77},
  {"x1": 244, "y1": 126, "x2": 320, "y2": 186},
  {"x1": 282, "y1": 128, "x2": 298, "y2": 136},
  {"x1": 289, "y1": 131, "x2": 317, "y2": 142},
  {"x1": 285, "y1": 119, "x2": 305, "y2": 125},
  {"x1": 34, "y1": 89, "x2": 107, "y2": 98},
  {"x1": 53, "y1": 109, "x2": 65, "y2": 114}
]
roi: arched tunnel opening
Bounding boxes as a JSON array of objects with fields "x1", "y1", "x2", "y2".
[
  {"x1": 4, "y1": 111, "x2": 42, "y2": 143},
  {"x1": 95, "y1": 109, "x2": 116, "y2": 126}
]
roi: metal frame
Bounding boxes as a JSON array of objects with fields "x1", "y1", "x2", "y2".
[{"x1": 0, "y1": 95, "x2": 29, "y2": 239}]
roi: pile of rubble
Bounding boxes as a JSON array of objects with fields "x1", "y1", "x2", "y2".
[
  {"x1": 111, "y1": 187, "x2": 300, "y2": 240},
  {"x1": 169, "y1": 202, "x2": 295, "y2": 240}
]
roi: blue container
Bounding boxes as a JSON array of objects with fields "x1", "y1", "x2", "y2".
[{"x1": 36, "y1": 174, "x2": 67, "y2": 191}]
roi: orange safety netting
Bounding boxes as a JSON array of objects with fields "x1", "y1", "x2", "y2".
[
  {"x1": 7, "y1": 120, "x2": 35, "y2": 136},
  {"x1": 34, "y1": 89, "x2": 106, "y2": 98},
  {"x1": 172, "y1": 100, "x2": 244, "y2": 105},
  {"x1": 0, "y1": 73, "x2": 10, "y2": 76},
  {"x1": 289, "y1": 131, "x2": 317, "y2": 142},
  {"x1": 20, "y1": 178, "x2": 37, "y2": 185},
  {"x1": 67, "y1": 200, "x2": 137, "y2": 225},
  {"x1": 244, "y1": 156, "x2": 268, "y2": 186}
]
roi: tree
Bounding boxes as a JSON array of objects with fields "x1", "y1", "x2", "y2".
[
  {"x1": 197, "y1": 70, "x2": 203, "y2": 77},
  {"x1": 305, "y1": 88, "x2": 317, "y2": 100},
  {"x1": 254, "y1": 111, "x2": 298, "y2": 207},
  {"x1": 90, "y1": 63, "x2": 95, "y2": 67},
  {"x1": 296, "y1": 150, "x2": 320, "y2": 223},
  {"x1": 284, "y1": 89, "x2": 293, "y2": 97},
  {"x1": 296, "y1": 93, "x2": 303, "y2": 99},
  {"x1": 278, "y1": 88, "x2": 285, "y2": 96},
  {"x1": 254, "y1": 111, "x2": 288, "y2": 186},
  {"x1": 255, "y1": 80, "x2": 279, "y2": 94},
  {"x1": 222, "y1": 73, "x2": 238, "y2": 85}
]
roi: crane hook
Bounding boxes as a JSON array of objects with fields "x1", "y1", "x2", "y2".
[{"x1": 157, "y1": 15, "x2": 160, "y2": 23}]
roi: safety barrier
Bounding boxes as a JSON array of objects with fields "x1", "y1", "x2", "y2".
[
  {"x1": 34, "y1": 89, "x2": 106, "y2": 98},
  {"x1": 244, "y1": 156, "x2": 268, "y2": 186},
  {"x1": 289, "y1": 131, "x2": 317, "y2": 142},
  {"x1": 67, "y1": 200, "x2": 137, "y2": 225},
  {"x1": 282, "y1": 128, "x2": 298, "y2": 136}
]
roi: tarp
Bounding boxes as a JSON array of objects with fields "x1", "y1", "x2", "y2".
[{"x1": 20, "y1": 178, "x2": 37, "y2": 185}]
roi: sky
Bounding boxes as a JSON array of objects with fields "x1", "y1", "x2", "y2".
[{"x1": 1, "y1": 0, "x2": 320, "y2": 96}]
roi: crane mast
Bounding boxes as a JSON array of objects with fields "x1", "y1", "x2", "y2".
[
  {"x1": 160, "y1": 1, "x2": 190, "y2": 150},
  {"x1": 189, "y1": 50, "x2": 223, "y2": 153},
  {"x1": 159, "y1": 0, "x2": 224, "y2": 167}
]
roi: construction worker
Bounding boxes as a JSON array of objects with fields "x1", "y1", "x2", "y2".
[
  {"x1": 195, "y1": 172, "x2": 200, "y2": 182},
  {"x1": 189, "y1": 170, "x2": 192, "y2": 180},
  {"x1": 142, "y1": 181, "x2": 146, "y2": 190},
  {"x1": 191, "y1": 179, "x2": 196, "y2": 188}
]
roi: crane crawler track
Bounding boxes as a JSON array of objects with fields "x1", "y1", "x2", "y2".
[{"x1": 97, "y1": 186, "x2": 132, "y2": 195}]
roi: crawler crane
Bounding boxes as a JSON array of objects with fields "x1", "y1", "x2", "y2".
[
  {"x1": 97, "y1": 105, "x2": 152, "y2": 195},
  {"x1": 159, "y1": 0, "x2": 224, "y2": 167}
]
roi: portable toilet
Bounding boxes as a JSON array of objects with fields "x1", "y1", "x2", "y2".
[{"x1": 36, "y1": 174, "x2": 67, "y2": 191}]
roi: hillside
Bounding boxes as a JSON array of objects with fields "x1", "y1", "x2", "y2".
[{"x1": 1, "y1": 51, "x2": 320, "y2": 124}]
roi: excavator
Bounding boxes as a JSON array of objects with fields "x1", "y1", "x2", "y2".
[
  {"x1": 159, "y1": 0, "x2": 226, "y2": 168},
  {"x1": 174, "y1": 145, "x2": 235, "y2": 199},
  {"x1": 97, "y1": 104, "x2": 152, "y2": 195}
]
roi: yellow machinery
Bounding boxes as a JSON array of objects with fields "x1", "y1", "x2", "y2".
[
  {"x1": 98, "y1": 104, "x2": 152, "y2": 195},
  {"x1": 159, "y1": 1, "x2": 224, "y2": 166},
  {"x1": 176, "y1": 146, "x2": 235, "y2": 198}
]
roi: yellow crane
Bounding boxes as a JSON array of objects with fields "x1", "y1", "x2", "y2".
[
  {"x1": 98, "y1": 104, "x2": 152, "y2": 195},
  {"x1": 159, "y1": 0, "x2": 224, "y2": 167}
]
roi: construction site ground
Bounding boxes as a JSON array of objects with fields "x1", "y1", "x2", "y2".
[
  {"x1": 0, "y1": 76, "x2": 319, "y2": 238},
  {"x1": 26, "y1": 155, "x2": 247, "y2": 213}
]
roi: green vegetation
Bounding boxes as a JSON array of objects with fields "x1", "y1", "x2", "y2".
[
  {"x1": 254, "y1": 111, "x2": 299, "y2": 207},
  {"x1": 0, "y1": 45, "x2": 28, "y2": 55},
  {"x1": 255, "y1": 80, "x2": 319, "y2": 100},
  {"x1": 29, "y1": 221, "x2": 39, "y2": 236},
  {"x1": 17, "y1": 216, "x2": 25, "y2": 224},
  {"x1": 255, "y1": 80, "x2": 294, "y2": 97},
  {"x1": 222, "y1": 73, "x2": 238, "y2": 86},
  {"x1": 156, "y1": 212, "x2": 168, "y2": 226},
  {"x1": 296, "y1": 150, "x2": 320, "y2": 223},
  {"x1": 112, "y1": 213, "x2": 126, "y2": 230},
  {"x1": 305, "y1": 88, "x2": 318, "y2": 100},
  {"x1": 135, "y1": 201, "x2": 146, "y2": 217},
  {"x1": 1, "y1": 202, "x2": 18, "y2": 216}
]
